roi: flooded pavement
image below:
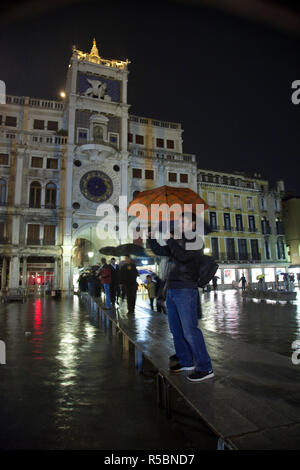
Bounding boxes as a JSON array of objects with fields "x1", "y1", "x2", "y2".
[
  {"x1": 1, "y1": 289, "x2": 299, "y2": 450},
  {"x1": 198, "y1": 289, "x2": 300, "y2": 357},
  {"x1": 0, "y1": 296, "x2": 215, "y2": 450}
]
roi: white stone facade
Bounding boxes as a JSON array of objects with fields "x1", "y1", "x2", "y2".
[{"x1": 0, "y1": 41, "x2": 197, "y2": 294}]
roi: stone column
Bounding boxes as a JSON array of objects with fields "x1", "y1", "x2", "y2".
[
  {"x1": 53, "y1": 257, "x2": 60, "y2": 290},
  {"x1": 22, "y1": 257, "x2": 27, "y2": 288},
  {"x1": 8, "y1": 256, "x2": 20, "y2": 290},
  {"x1": 61, "y1": 247, "x2": 72, "y2": 295},
  {"x1": 1, "y1": 257, "x2": 7, "y2": 291}
]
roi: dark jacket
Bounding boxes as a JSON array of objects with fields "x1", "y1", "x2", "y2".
[
  {"x1": 110, "y1": 264, "x2": 120, "y2": 286},
  {"x1": 147, "y1": 235, "x2": 203, "y2": 289},
  {"x1": 119, "y1": 262, "x2": 139, "y2": 287}
]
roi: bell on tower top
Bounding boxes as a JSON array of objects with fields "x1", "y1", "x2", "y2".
[{"x1": 89, "y1": 38, "x2": 100, "y2": 63}]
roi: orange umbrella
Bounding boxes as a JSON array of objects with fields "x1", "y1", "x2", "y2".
[{"x1": 127, "y1": 185, "x2": 209, "y2": 221}]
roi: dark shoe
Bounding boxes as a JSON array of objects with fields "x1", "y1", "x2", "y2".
[
  {"x1": 169, "y1": 363, "x2": 194, "y2": 373},
  {"x1": 169, "y1": 354, "x2": 178, "y2": 362},
  {"x1": 187, "y1": 370, "x2": 214, "y2": 382}
]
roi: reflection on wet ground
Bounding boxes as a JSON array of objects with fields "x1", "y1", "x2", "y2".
[
  {"x1": 198, "y1": 288, "x2": 300, "y2": 357},
  {"x1": 0, "y1": 296, "x2": 216, "y2": 450}
]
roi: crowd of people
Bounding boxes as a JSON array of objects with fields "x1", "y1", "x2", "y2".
[{"x1": 77, "y1": 255, "x2": 166, "y2": 314}]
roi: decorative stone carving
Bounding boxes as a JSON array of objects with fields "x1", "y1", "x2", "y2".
[{"x1": 84, "y1": 79, "x2": 112, "y2": 101}]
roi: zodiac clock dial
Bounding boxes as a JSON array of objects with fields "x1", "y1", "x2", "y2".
[{"x1": 79, "y1": 170, "x2": 113, "y2": 203}]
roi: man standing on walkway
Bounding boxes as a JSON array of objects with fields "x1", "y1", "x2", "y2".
[
  {"x1": 147, "y1": 214, "x2": 214, "y2": 383},
  {"x1": 119, "y1": 255, "x2": 139, "y2": 314}
]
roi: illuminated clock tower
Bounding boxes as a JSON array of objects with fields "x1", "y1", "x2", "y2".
[{"x1": 61, "y1": 39, "x2": 130, "y2": 291}]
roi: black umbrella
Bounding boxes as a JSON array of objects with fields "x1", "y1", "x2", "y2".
[
  {"x1": 115, "y1": 243, "x2": 148, "y2": 257},
  {"x1": 99, "y1": 246, "x2": 118, "y2": 256}
]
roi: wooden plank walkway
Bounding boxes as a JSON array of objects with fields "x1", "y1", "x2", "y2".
[{"x1": 80, "y1": 293, "x2": 300, "y2": 450}]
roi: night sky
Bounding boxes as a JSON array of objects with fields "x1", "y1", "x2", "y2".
[{"x1": 0, "y1": 0, "x2": 299, "y2": 193}]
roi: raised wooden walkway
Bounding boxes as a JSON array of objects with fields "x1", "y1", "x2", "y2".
[{"x1": 80, "y1": 292, "x2": 300, "y2": 450}]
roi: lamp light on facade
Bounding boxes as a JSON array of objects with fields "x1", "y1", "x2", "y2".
[
  {"x1": 88, "y1": 252, "x2": 94, "y2": 259},
  {"x1": 60, "y1": 91, "x2": 66, "y2": 99},
  {"x1": 204, "y1": 248, "x2": 210, "y2": 254}
]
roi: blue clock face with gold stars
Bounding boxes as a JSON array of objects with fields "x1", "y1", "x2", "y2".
[{"x1": 80, "y1": 171, "x2": 113, "y2": 203}]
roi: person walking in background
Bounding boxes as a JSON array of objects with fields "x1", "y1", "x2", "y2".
[
  {"x1": 119, "y1": 255, "x2": 139, "y2": 314},
  {"x1": 212, "y1": 275, "x2": 219, "y2": 291},
  {"x1": 78, "y1": 273, "x2": 88, "y2": 293},
  {"x1": 239, "y1": 273, "x2": 247, "y2": 291},
  {"x1": 99, "y1": 257, "x2": 112, "y2": 308},
  {"x1": 110, "y1": 257, "x2": 120, "y2": 305},
  {"x1": 145, "y1": 274, "x2": 156, "y2": 311}
]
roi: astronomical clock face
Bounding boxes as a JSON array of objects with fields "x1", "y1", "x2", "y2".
[{"x1": 79, "y1": 170, "x2": 113, "y2": 203}]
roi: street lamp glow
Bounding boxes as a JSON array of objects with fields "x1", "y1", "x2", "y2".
[
  {"x1": 88, "y1": 252, "x2": 94, "y2": 259},
  {"x1": 60, "y1": 91, "x2": 66, "y2": 98},
  {"x1": 204, "y1": 248, "x2": 210, "y2": 254}
]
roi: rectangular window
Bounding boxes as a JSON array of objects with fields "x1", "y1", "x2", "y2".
[
  {"x1": 209, "y1": 212, "x2": 218, "y2": 230},
  {"x1": 0, "y1": 154, "x2": 9, "y2": 165},
  {"x1": 27, "y1": 224, "x2": 40, "y2": 244},
  {"x1": 168, "y1": 172, "x2": 177, "y2": 182},
  {"x1": 31, "y1": 157, "x2": 43, "y2": 168},
  {"x1": 156, "y1": 138, "x2": 164, "y2": 148},
  {"x1": 5, "y1": 116, "x2": 17, "y2": 127},
  {"x1": 211, "y1": 238, "x2": 219, "y2": 259},
  {"x1": 180, "y1": 174, "x2": 188, "y2": 183},
  {"x1": 135, "y1": 135, "x2": 144, "y2": 145},
  {"x1": 226, "y1": 238, "x2": 235, "y2": 260},
  {"x1": 43, "y1": 225, "x2": 56, "y2": 245},
  {"x1": 46, "y1": 158, "x2": 58, "y2": 169},
  {"x1": 260, "y1": 197, "x2": 266, "y2": 210},
  {"x1": 109, "y1": 132, "x2": 119, "y2": 146},
  {"x1": 77, "y1": 128, "x2": 88, "y2": 144},
  {"x1": 235, "y1": 214, "x2": 243, "y2": 231},
  {"x1": 265, "y1": 239, "x2": 270, "y2": 260},
  {"x1": 238, "y1": 239, "x2": 248, "y2": 260},
  {"x1": 145, "y1": 169, "x2": 154, "y2": 180},
  {"x1": 33, "y1": 119, "x2": 45, "y2": 130},
  {"x1": 251, "y1": 239, "x2": 260, "y2": 260},
  {"x1": 128, "y1": 133, "x2": 133, "y2": 143},
  {"x1": 132, "y1": 168, "x2": 142, "y2": 179},
  {"x1": 233, "y1": 195, "x2": 241, "y2": 209},
  {"x1": 166, "y1": 140, "x2": 174, "y2": 149},
  {"x1": 275, "y1": 199, "x2": 280, "y2": 211},
  {"x1": 248, "y1": 215, "x2": 256, "y2": 232},
  {"x1": 224, "y1": 213, "x2": 231, "y2": 230},
  {"x1": 47, "y1": 121, "x2": 58, "y2": 131},
  {"x1": 0, "y1": 222, "x2": 5, "y2": 239},
  {"x1": 277, "y1": 239, "x2": 284, "y2": 259},
  {"x1": 246, "y1": 197, "x2": 253, "y2": 210},
  {"x1": 223, "y1": 193, "x2": 230, "y2": 208},
  {"x1": 207, "y1": 191, "x2": 216, "y2": 206}
]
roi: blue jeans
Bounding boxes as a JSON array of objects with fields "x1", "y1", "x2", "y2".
[
  {"x1": 103, "y1": 283, "x2": 111, "y2": 308},
  {"x1": 166, "y1": 288, "x2": 212, "y2": 372}
]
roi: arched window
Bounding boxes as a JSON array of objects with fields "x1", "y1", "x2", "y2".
[
  {"x1": 0, "y1": 179, "x2": 6, "y2": 205},
  {"x1": 29, "y1": 181, "x2": 41, "y2": 208},
  {"x1": 45, "y1": 182, "x2": 57, "y2": 209}
]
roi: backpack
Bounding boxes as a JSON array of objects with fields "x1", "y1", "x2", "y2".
[{"x1": 197, "y1": 255, "x2": 219, "y2": 288}]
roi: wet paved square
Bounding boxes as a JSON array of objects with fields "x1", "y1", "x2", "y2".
[{"x1": 1, "y1": 288, "x2": 300, "y2": 449}]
